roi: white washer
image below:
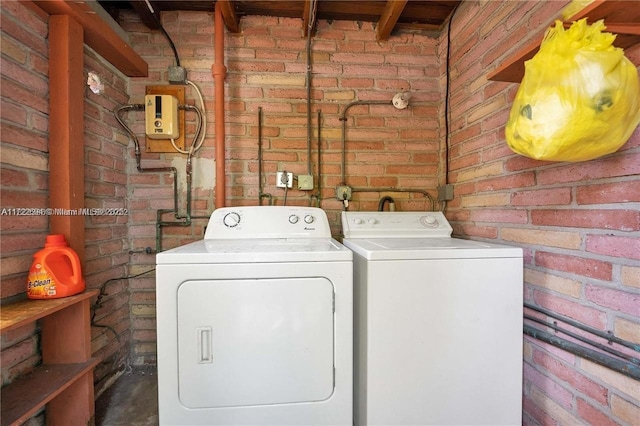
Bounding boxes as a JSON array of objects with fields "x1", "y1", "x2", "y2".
[
  {"x1": 156, "y1": 206, "x2": 353, "y2": 425},
  {"x1": 342, "y1": 211, "x2": 523, "y2": 426}
]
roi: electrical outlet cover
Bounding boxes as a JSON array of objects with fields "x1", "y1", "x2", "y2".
[
  {"x1": 298, "y1": 175, "x2": 314, "y2": 190},
  {"x1": 335, "y1": 185, "x2": 352, "y2": 201},
  {"x1": 276, "y1": 172, "x2": 293, "y2": 188}
]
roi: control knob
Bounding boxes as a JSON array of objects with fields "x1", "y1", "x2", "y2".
[
  {"x1": 420, "y1": 215, "x2": 438, "y2": 228},
  {"x1": 288, "y1": 215, "x2": 299, "y2": 224},
  {"x1": 304, "y1": 215, "x2": 315, "y2": 224},
  {"x1": 223, "y1": 212, "x2": 241, "y2": 228}
]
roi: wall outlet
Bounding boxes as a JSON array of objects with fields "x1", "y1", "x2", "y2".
[
  {"x1": 335, "y1": 185, "x2": 352, "y2": 201},
  {"x1": 276, "y1": 171, "x2": 293, "y2": 188},
  {"x1": 298, "y1": 174, "x2": 314, "y2": 190}
]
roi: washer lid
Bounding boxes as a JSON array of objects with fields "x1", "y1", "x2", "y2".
[
  {"x1": 156, "y1": 238, "x2": 352, "y2": 264},
  {"x1": 342, "y1": 237, "x2": 523, "y2": 260}
]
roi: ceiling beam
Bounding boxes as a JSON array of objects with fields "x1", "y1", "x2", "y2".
[
  {"x1": 302, "y1": 0, "x2": 319, "y2": 37},
  {"x1": 217, "y1": 0, "x2": 239, "y2": 33},
  {"x1": 129, "y1": 0, "x2": 161, "y2": 29},
  {"x1": 34, "y1": 0, "x2": 148, "y2": 77},
  {"x1": 376, "y1": 0, "x2": 408, "y2": 41}
]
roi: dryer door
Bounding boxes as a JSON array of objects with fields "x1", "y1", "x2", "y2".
[{"x1": 177, "y1": 277, "x2": 335, "y2": 408}]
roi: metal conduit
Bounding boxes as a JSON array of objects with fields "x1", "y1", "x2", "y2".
[
  {"x1": 524, "y1": 314, "x2": 640, "y2": 365},
  {"x1": 524, "y1": 325, "x2": 640, "y2": 380},
  {"x1": 257, "y1": 107, "x2": 273, "y2": 206},
  {"x1": 115, "y1": 104, "x2": 209, "y2": 253},
  {"x1": 351, "y1": 187, "x2": 436, "y2": 211},
  {"x1": 339, "y1": 100, "x2": 391, "y2": 185},
  {"x1": 115, "y1": 104, "x2": 180, "y2": 218},
  {"x1": 156, "y1": 105, "x2": 210, "y2": 251},
  {"x1": 525, "y1": 302, "x2": 640, "y2": 352},
  {"x1": 315, "y1": 109, "x2": 322, "y2": 206}
]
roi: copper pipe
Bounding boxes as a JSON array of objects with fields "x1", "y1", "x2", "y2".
[{"x1": 212, "y1": 2, "x2": 226, "y2": 208}]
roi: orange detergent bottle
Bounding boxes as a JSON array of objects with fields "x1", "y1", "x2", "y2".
[{"x1": 27, "y1": 234, "x2": 85, "y2": 299}]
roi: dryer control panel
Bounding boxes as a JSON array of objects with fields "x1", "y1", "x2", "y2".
[
  {"x1": 205, "y1": 206, "x2": 332, "y2": 239},
  {"x1": 342, "y1": 211, "x2": 453, "y2": 239}
]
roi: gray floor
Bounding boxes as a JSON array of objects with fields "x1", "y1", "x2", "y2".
[{"x1": 95, "y1": 366, "x2": 159, "y2": 426}]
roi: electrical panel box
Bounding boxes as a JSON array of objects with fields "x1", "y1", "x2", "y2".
[
  {"x1": 145, "y1": 85, "x2": 185, "y2": 153},
  {"x1": 145, "y1": 94, "x2": 179, "y2": 139}
]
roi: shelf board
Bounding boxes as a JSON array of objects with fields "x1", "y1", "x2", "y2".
[
  {"x1": 0, "y1": 359, "x2": 100, "y2": 426},
  {"x1": 488, "y1": 0, "x2": 640, "y2": 83},
  {"x1": 0, "y1": 290, "x2": 99, "y2": 333}
]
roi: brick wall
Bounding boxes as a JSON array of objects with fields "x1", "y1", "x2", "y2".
[
  {"x1": 118, "y1": 10, "x2": 442, "y2": 364},
  {"x1": 446, "y1": 1, "x2": 640, "y2": 424},
  {"x1": 1, "y1": 2, "x2": 51, "y2": 401},
  {"x1": 83, "y1": 49, "x2": 133, "y2": 395},
  {"x1": 0, "y1": 0, "x2": 132, "y2": 402}
]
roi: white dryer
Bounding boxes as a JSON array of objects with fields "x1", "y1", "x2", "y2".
[
  {"x1": 156, "y1": 206, "x2": 353, "y2": 425},
  {"x1": 342, "y1": 211, "x2": 523, "y2": 426}
]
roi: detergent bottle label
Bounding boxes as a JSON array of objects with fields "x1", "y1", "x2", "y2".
[{"x1": 27, "y1": 263, "x2": 57, "y2": 298}]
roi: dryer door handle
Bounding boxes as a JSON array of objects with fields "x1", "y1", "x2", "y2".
[{"x1": 197, "y1": 327, "x2": 213, "y2": 363}]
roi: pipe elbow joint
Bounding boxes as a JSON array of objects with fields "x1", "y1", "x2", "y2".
[{"x1": 378, "y1": 196, "x2": 396, "y2": 211}]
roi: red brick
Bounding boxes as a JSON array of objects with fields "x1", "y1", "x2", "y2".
[
  {"x1": 0, "y1": 336, "x2": 37, "y2": 368},
  {"x1": 523, "y1": 395, "x2": 555, "y2": 426},
  {"x1": 586, "y1": 235, "x2": 640, "y2": 260},
  {"x1": 450, "y1": 152, "x2": 482, "y2": 171},
  {"x1": 453, "y1": 223, "x2": 498, "y2": 239},
  {"x1": 476, "y1": 172, "x2": 535, "y2": 192},
  {"x1": 1, "y1": 20, "x2": 46, "y2": 62},
  {"x1": 538, "y1": 153, "x2": 640, "y2": 185},
  {"x1": 585, "y1": 284, "x2": 640, "y2": 317},
  {"x1": 470, "y1": 209, "x2": 528, "y2": 224},
  {"x1": 577, "y1": 399, "x2": 619, "y2": 426},
  {"x1": 2, "y1": 59, "x2": 47, "y2": 98},
  {"x1": 533, "y1": 290, "x2": 608, "y2": 330},
  {"x1": 1, "y1": 100, "x2": 28, "y2": 125},
  {"x1": 535, "y1": 251, "x2": 612, "y2": 281},
  {"x1": 0, "y1": 168, "x2": 30, "y2": 188},
  {"x1": 90, "y1": 182, "x2": 117, "y2": 197},
  {"x1": 532, "y1": 350, "x2": 608, "y2": 405},
  {"x1": 531, "y1": 209, "x2": 640, "y2": 231},
  {"x1": 576, "y1": 181, "x2": 640, "y2": 205},
  {"x1": 523, "y1": 362, "x2": 574, "y2": 411},
  {"x1": 511, "y1": 188, "x2": 572, "y2": 206},
  {"x1": 504, "y1": 155, "x2": 547, "y2": 172}
]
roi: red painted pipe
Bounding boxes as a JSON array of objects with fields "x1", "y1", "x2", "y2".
[{"x1": 212, "y1": 2, "x2": 226, "y2": 208}]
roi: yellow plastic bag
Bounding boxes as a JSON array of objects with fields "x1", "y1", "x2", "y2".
[{"x1": 505, "y1": 19, "x2": 640, "y2": 162}]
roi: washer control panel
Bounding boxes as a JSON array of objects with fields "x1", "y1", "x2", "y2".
[
  {"x1": 205, "y1": 206, "x2": 330, "y2": 239},
  {"x1": 342, "y1": 211, "x2": 453, "y2": 238}
]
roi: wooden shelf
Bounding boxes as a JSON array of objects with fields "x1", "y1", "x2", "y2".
[
  {"x1": 1, "y1": 360, "x2": 100, "y2": 426},
  {"x1": 0, "y1": 291, "x2": 97, "y2": 332},
  {"x1": 0, "y1": 290, "x2": 99, "y2": 426},
  {"x1": 488, "y1": 0, "x2": 640, "y2": 83}
]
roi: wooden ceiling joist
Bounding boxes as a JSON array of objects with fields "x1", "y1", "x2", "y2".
[
  {"x1": 377, "y1": 0, "x2": 408, "y2": 41},
  {"x1": 129, "y1": 0, "x2": 161, "y2": 30},
  {"x1": 217, "y1": 0, "x2": 239, "y2": 33},
  {"x1": 302, "y1": 0, "x2": 318, "y2": 38},
  {"x1": 33, "y1": 0, "x2": 148, "y2": 77}
]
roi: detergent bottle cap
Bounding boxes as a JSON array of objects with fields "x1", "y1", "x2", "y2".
[{"x1": 45, "y1": 234, "x2": 68, "y2": 248}]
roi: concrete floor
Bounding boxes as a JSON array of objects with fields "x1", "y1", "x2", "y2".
[{"x1": 95, "y1": 366, "x2": 159, "y2": 426}]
